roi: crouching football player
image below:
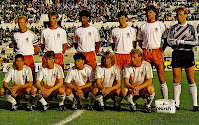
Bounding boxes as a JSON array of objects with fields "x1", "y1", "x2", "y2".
[
  {"x1": 0, "y1": 54, "x2": 33, "y2": 111},
  {"x1": 34, "y1": 51, "x2": 66, "y2": 111},
  {"x1": 122, "y1": 49, "x2": 155, "y2": 113},
  {"x1": 91, "y1": 51, "x2": 122, "y2": 111},
  {"x1": 64, "y1": 53, "x2": 93, "y2": 110}
]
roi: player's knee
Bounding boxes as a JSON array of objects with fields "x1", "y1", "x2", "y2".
[
  {"x1": 92, "y1": 88, "x2": 98, "y2": 96},
  {"x1": 173, "y1": 75, "x2": 181, "y2": 83},
  {"x1": 0, "y1": 88, "x2": 5, "y2": 96},
  {"x1": 116, "y1": 88, "x2": 121, "y2": 96},
  {"x1": 121, "y1": 88, "x2": 128, "y2": 97},
  {"x1": 31, "y1": 87, "x2": 37, "y2": 95},
  {"x1": 58, "y1": 87, "x2": 65, "y2": 95},
  {"x1": 147, "y1": 86, "x2": 155, "y2": 95},
  {"x1": 65, "y1": 88, "x2": 72, "y2": 96}
]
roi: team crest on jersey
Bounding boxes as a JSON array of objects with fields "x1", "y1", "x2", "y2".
[
  {"x1": 141, "y1": 71, "x2": 144, "y2": 77},
  {"x1": 57, "y1": 33, "x2": 60, "y2": 38},
  {"x1": 82, "y1": 75, "x2": 87, "y2": 80},
  {"x1": 127, "y1": 33, "x2": 130, "y2": 38},
  {"x1": 26, "y1": 38, "x2": 29, "y2": 42},
  {"x1": 155, "y1": 27, "x2": 158, "y2": 32},
  {"x1": 88, "y1": 32, "x2": 91, "y2": 37}
]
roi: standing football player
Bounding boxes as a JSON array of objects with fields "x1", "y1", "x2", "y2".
[
  {"x1": 92, "y1": 51, "x2": 122, "y2": 111},
  {"x1": 137, "y1": 5, "x2": 168, "y2": 99},
  {"x1": 73, "y1": 10, "x2": 100, "y2": 70},
  {"x1": 110, "y1": 11, "x2": 136, "y2": 70},
  {"x1": 35, "y1": 51, "x2": 66, "y2": 111},
  {"x1": 41, "y1": 11, "x2": 67, "y2": 68},
  {"x1": 0, "y1": 54, "x2": 33, "y2": 111},
  {"x1": 122, "y1": 49, "x2": 155, "y2": 113},
  {"x1": 167, "y1": 6, "x2": 199, "y2": 111},
  {"x1": 13, "y1": 16, "x2": 39, "y2": 83},
  {"x1": 64, "y1": 53, "x2": 93, "y2": 109}
]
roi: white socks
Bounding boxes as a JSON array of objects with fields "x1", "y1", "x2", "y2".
[
  {"x1": 173, "y1": 83, "x2": 181, "y2": 107},
  {"x1": 161, "y1": 82, "x2": 168, "y2": 99},
  {"x1": 57, "y1": 94, "x2": 66, "y2": 106},
  {"x1": 96, "y1": 95, "x2": 104, "y2": 106},
  {"x1": 39, "y1": 97, "x2": 48, "y2": 106},
  {"x1": 125, "y1": 94, "x2": 135, "y2": 106},
  {"x1": 6, "y1": 95, "x2": 17, "y2": 106},
  {"x1": 189, "y1": 83, "x2": 198, "y2": 106},
  {"x1": 146, "y1": 92, "x2": 155, "y2": 107}
]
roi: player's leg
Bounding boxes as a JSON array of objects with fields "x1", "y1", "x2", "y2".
[
  {"x1": 110, "y1": 88, "x2": 122, "y2": 111},
  {"x1": 93, "y1": 87, "x2": 105, "y2": 111},
  {"x1": 87, "y1": 86, "x2": 95, "y2": 110},
  {"x1": 57, "y1": 87, "x2": 66, "y2": 111},
  {"x1": 0, "y1": 87, "x2": 5, "y2": 97},
  {"x1": 25, "y1": 87, "x2": 33, "y2": 111},
  {"x1": 30, "y1": 87, "x2": 38, "y2": 107},
  {"x1": 173, "y1": 67, "x2": 182, "y2": 110},
  {"x1": 122, "y1": 87, "x2": 136, "y2": 112},
  {"x1": 185, "y1": 66, "x2": 198, "y2": 111},
  {"x1": 153, "y1": 49, "x2": 168, "y2": 99},
  {"x1": 37, "y1": 88, "x2": 49, "y2": 111}
]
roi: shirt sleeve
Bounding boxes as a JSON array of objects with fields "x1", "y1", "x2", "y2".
[
  {"x1": 40, "y1": 30, "x2": 45, "y2": 44},
  {"x1": 95, "y1": 66, "x2": 102, "y2": 79},
  {"x1": 145, "y1": 62, "x2": 153, "y2": 79},
  {"x1": 36, "y1": 68, "x2": 44, "y2": 81},
  {"x1": 26, "y1": 67, "x2": 33, "y2": 82},
  {"x1": 62, "y1": 29, "x2": 67, "y2": 44},
  {"x1": 123, "y1": 66, "x2": 130, "y2": 78},
  {"x1": 64, "y1": 69, "x2": 73, "y2": 83},
  {"x1": 161, "y1": 24, "x2": 168, "y2": 39},
  {"x1": 3, "y1": 67, "x2": 12, "y2": 83},
  {"x1": 94, "y1": 28, "x2": 101, "y2": 42},
  {"x1": 57, "y1": 65, "x2": 64, "y2": 79}
]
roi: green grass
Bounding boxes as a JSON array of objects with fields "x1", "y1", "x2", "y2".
[{"x1": 0, "y1": 71, "x2": 199, "y2": 125}]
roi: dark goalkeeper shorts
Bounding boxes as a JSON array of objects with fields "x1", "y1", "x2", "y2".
[{"x1": 171, "y1": 50, "x2": 195, "y2": 68}]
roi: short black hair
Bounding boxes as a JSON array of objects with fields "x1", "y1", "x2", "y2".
[
  {"x1": 73, "y1": 53, "x2": 86, "y2": 62},
  {"x1": 48, "y1": 11, "x2": 59, "y2": 19},
  {"x1": 15, "y1": 54, "x2": 24, "y2": 61},
  {"x1": 44, "y1": 51, "x2": 55, "y2": 59},
  {"x1": 79, "y1": 10, "x2": 91, "y2": 21},
  {"x1": 144, "y1": 5, "x2": 159, "y2": 20},
  {"x1": 117, "y1": 11, "x2": 127, "y2": 18}
]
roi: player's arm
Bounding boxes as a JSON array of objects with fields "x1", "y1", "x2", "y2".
[
  {"x1": 107, "y1": 80, "x2": 121, "y2": 92},
  {"x1": 96, "y1": 78, "x2": 104, "y2": 90},
  {"x1": 137, "y1": 40, "x2": 143, "y2": 49},
  {"x1": 111, "y1": 43, "x2": 115, "y2": 51},
  {"x1": 49, "y1": 78, "x2": 63, "y2": 92},
  {"x1": 3, "y1": 81, "x2": 12, "y2": 91},
  {"x1": 134, "y1": 78, "x2": 152, "y2": 94},
  {"x1": 33, "y1": 45, "x2": 40, "y2": 55},
  {"x1": 41, "y1": 44, "x2": 45, "y2": 52},
  {"x1": 35, "y1": 80, "x2": 43, "y2": 90},
  {"x1": 124, "y1": 77, "x2": 135, "y2": 90},
  {"x1": 62, "y1": 43, "x2": 67, "y2": 54},
  {"x1": 162, "y1": 38, "x2": 168, "y2": 51},
  {"x1": 95, "y1": 41, "x2": 101, "y2": 54},
  {"x1": 77, "y1": 80, "x2": 92, "y2": 90},
  {"x1": 11, "y1": 81, "x2": 33, "y2": 93},
  {"x1": 64, "y1": 82, "x2": 76, "y2": 90}
]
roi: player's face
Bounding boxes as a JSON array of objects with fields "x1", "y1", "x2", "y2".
[
  {"x1": 103, "y1": 57, "x2": 112, "y2": 68},
  {"x1": 118, "y1": 16, "x2": 127, "y2": 25},
  {"x1": 49, "y1": 15, "x2": 58, "y2": 27},
  {"x1": 131, "y1": 53, "x2": 141, "y2": 66},
  {"x1": 177, "y1": 10, "x2": 186, "y2": 24},
  {"x1": 80, "y1": 16, "x2": 89, "y2": 25},
  {"x1": 146, "y1": 10, "x2": 156, "y2": 21},
  {"x1": 46, "y1": 57, "x2": 55, "y2": 67},
  {"x1": 75, "y1": 59, "x2": 84, "y2": 69},
  {"x1": 15, "y1": 57, "x2": 24, "y2": 70},
  {"x1": 18, "y1": 18, "x2": 27, "y2": 31}
]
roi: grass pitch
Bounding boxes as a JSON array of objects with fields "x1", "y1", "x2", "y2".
[{"x1": 0, "y1": 71, "x2": 199, "y2": 125}]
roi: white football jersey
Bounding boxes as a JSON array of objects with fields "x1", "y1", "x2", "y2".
[
  {"x1": 74, "y1": 26, "x2": 100, "y2": 52},
  {"x1": 95, "y1": 65, "x2": 121, "y2": 88},
  {"x1": 41, "y1": 27, "x2": 67, "y2": 53},
  {"x1": 37, "y1": 64, "x2": 64, "y2": 87},
  {"x1": 65, "y1": 65, "x2": 94, "y2": 86},
  {"x1": 123, "y1": 61, "x2": 153, "y2": 86},
  {"x1": 110, "y1": 26, "x2": 136, "y2": 54},
  {"x1": 137, "y1": 21, "x2": 167, "y2": 49},
  {"x1": 3, "y1": 65, "x2": 33, "y2": 86},
  {"x1": 13, "y1": 30, "x2": 38, "y2": 55}
]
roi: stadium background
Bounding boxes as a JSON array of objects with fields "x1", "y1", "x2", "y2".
[{"x1": 0, "y1": 0, "x2": 199, "y2": 125}]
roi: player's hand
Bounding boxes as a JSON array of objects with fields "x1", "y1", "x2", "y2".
[
  {"x1": 77, "y1": 89, "x2": 84, "y2": 98},
  {"x1": 10, "y1": 86, "x2": 19, "y2": 94},
  {"x1": 133, "y1": 87, "x2": 139, "y2": 95},
  {"x1": 102, "y1": 88, "x2": 111, "y2": 96}
]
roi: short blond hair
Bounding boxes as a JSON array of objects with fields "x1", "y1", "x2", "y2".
[
  {"x1": 176, "y1": 6, "x2": 189, "y2": 14},
  {"x1": 18, "y1": 15, "x2": 28, "y2": 22},
  {"x1": 130, "y1": 49, "x2": 143, "y2": 61},
  {"x1": 101, "y1": 51, "x2": 115, "y2": 66}
]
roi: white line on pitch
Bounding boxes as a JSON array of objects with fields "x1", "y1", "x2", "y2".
[{"x1": 54, "y1": 110, "x2": 84, "y2": 125}]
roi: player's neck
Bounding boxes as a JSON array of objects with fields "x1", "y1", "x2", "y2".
[
  {"x1": 105, "y1": 64, "x2": 112, "y2": 68},
  {"x1": 119, "y1": 24, "x2": 127, "y2": 28},
  {"x1": 147, "y1": 19, "x2": 156, "y2": 23},
  {"x1": 16, "y1": 66, "x2": 23, "y2": 70},
  {"x1": 82, "y1": 23, "x2": 90, "y2": 28},
  {"x1": 133, "y1": 62, "x2": 142, "y2": 67},
  {"x1": 76, "y1": 65, "x2": 84, "y2": 70},
  {"x1": 20, "y1": 28, "x2": 27, "y2": 33},
  {"x1": 179, "y1": 21, "x2": 186, "y2": 25},
  {"x1": 47, "y1": 64, "x2": 54, "y2": 69},
  {"x1": 49, "y1": 25, "x2": 58, "y2": 29}
]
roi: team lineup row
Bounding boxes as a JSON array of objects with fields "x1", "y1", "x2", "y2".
[{"x1": 0, "y1": 5, "x2": 198, "y2": 112}]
